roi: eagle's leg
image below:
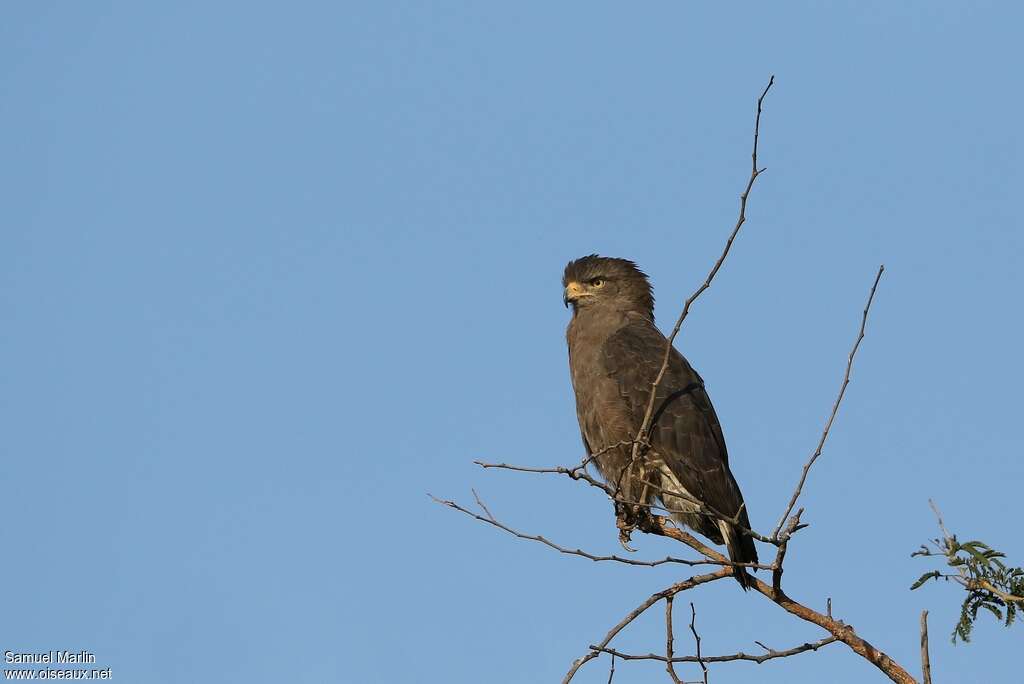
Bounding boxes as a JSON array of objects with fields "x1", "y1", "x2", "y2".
[
  {"x1": 615, "y1": 503, "x2": 655, "y2": 551},
  {"x1": 632, "y1": 477, "x2": 655, "y2": 528},
  {"x1": 613, "y1": 464, "x2": 654, "y2": 552},
  {"x1": 614, "y1": 501, "x2": 637, "y2": 552},
  {"x1": 612, "y1": 461, "x2": 639, "y2": 551}
]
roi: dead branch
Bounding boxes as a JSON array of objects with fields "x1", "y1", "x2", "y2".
[
  {"x1": 562, "y1": 568, "x2": 732, "y2": 684},
  {"x1": 665, "y1": 596, "x2": 684, "y2": 684},
  {"x1": 928, "y1": 499, "x2": 951, "y2": 540},
  {"x1": 772, "y1": 263, "x2": 885, "y2": 540},
  {"x1": 772, "y1": 508, "x2": 804, "y2": 596},
  {"x1": 474, "y1": 459, "x2": 614, "y2": 497},
  {"x1": 688, "y1": 602, "x2": 708, "y2": 684},
  {"x1": 593, "y1": 634, "x2": 837, "y2": 665},
  {"x1": 757, "y1": 579, "x2": 916, "y2": 684}
]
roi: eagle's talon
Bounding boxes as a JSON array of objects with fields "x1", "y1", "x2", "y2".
[
  {"x1": 615, "y1": 510, "x2": 638, "y2": 552},
  {"x1": 617, "y1": 527, "x2": 637, "y2": 553}
]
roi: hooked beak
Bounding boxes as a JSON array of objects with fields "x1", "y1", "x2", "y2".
[{"x1": 564, "y1": 281, "x2": 587, "y2": 308}]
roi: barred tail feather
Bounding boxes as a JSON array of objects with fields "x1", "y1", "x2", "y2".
[{"x1": 719, "y1": 521, "x2": 758, "y2": 590}]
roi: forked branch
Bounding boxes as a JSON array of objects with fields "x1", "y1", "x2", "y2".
[{"x1": 593, "y1": 635, "x2": 837, "y2": 665}]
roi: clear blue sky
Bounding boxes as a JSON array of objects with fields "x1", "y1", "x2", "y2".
[{"x1": 2, "y1": 3, "x2": 1021, "y2": 683}]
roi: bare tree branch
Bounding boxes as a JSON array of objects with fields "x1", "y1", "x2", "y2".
[
  {"x1": 470, "y1": 488, "x2": 494, "y2": 521},
  {"x1": 665, "y1": 597, "x2": 684, "y2": 684},
  {"x1": 474, "y1": 459, "x2": 615, "y2": 496},
  {"x1": 928, "y1": 498, "x2": 952, "y2": 540},
  {"x1": 772, "y1": 508, "x2": 804, "y2": 596},
  {"x1": 772, "y1": 263, "x2": 885, "y2": 540},
  {"x1": 594, "y1": 634, "x2": 837, "y2": 665},
  {"x1": 688, "y1": 602, "x2": 708, "y2": 684},
  {"x1": 475, "y1": 439, "x2": 638, "y2": 484},
  {"x1": 563, "y1": 568, "x2": 732, "y2": 683},
  {"x1": 757, "y1": 575, "x2": 914, "y2": 683}
]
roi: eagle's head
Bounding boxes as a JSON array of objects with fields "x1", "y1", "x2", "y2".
[{"x1": 562, "y1": 255, "x2": 655, "y2": 320}]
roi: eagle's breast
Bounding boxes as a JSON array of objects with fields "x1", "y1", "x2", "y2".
[{"x1": 566, "y1": 313, "x2": 636, "y2": 483}]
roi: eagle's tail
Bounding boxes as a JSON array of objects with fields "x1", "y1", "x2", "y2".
[{"x1": 719, "y1": 520, "x2": 758, "y2": 590}]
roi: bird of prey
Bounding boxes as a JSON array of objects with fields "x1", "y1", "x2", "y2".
[{"x1": 563, "y1": 255, "x2": 757, "y2": 587}]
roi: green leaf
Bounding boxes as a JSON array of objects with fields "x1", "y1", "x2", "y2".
[
  {"x1": 979, "y1": 602, "x2": 1004, "y2": 621},
  {"x1": 911, "y1": 571, "x2": 941, "y2": 590}
]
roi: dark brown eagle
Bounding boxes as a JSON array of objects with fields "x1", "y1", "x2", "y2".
[{"x1": 563, "y1": 255, "x2": 757, "y2": 587}]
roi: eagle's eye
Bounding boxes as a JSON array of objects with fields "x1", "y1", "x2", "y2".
[{"x1": 589, "y1": 278, "x2": 605, "y2": 288}]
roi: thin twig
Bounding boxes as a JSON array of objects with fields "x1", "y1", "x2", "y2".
[
  {"x1": 627, "y1": 75, "x2": 774, "y2": 477},
  {"x1": 476, "y1": 439, "x2": 636, "y2": 484},
  {"x1": 665, "y1": 597, "x2": 683, "y2": 684},
  {"x1": 471, "y1": 488, "x2": 494, "y2": 521},
  {"x1": 689, "y1": 602, "x2": 708, "y2": 684},
  {"x1": 920, "y1": 610, "x2": 932, "y2": 684},
  {"x1": 772, "y1": 263, "x2": 885, "y2": 540},
  {"x1": 928, "y1": 498, "x2": 952, "y2": 540},
  {"x1": 474, "y1": 460, "x2": 615, "y2": 497},
  {"x1": 772, "y1": 508, "x2": 804, "y2": 597}
]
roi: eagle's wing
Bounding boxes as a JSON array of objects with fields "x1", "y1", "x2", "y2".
[{"x1": 601, "y1": 319, "x2": 748, "y2": 525}]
